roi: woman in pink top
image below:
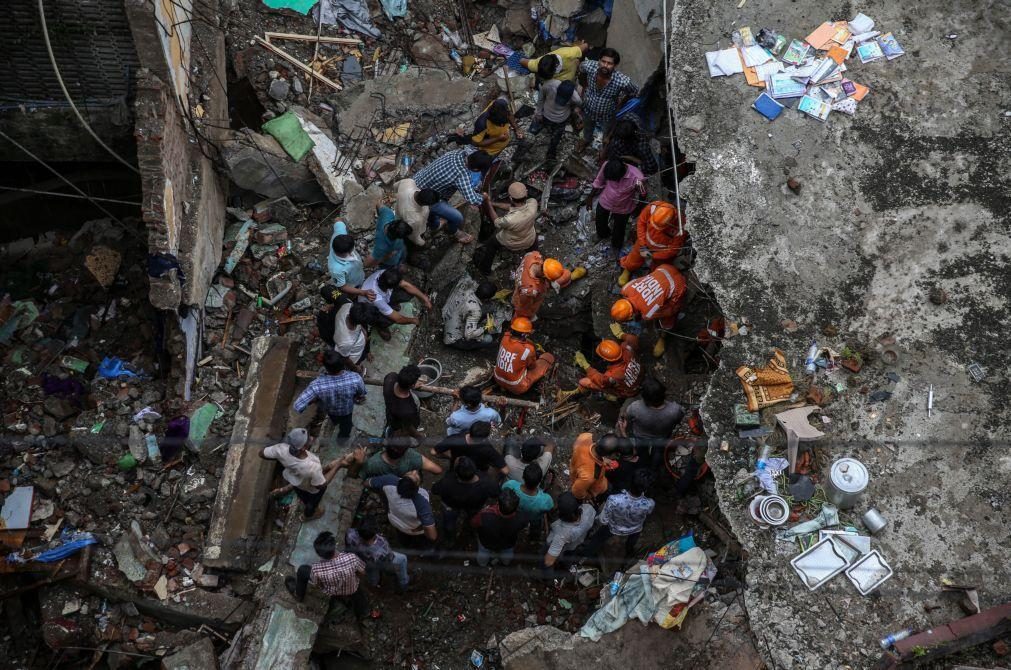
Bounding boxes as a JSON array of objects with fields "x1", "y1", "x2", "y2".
[{"x1": 587, "y1": 159, "x2": 646, "y2": 251}]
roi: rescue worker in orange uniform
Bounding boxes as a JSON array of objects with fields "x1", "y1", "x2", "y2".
[
  {"x1": 576, "y1": 335, "x2": 642, "y2": 396},
  {"x1": 511, "y1": 252, "x2": 571, "y2": 320},
  {"x1": 493, "y1": 317, "x2": 555, "y2": 395},
  {"x1": 617, "y1": 200, "x2": 688, "y2": 286},
  {"x1": 610, "y1": 264, "x2": 688, "y2": 358}
]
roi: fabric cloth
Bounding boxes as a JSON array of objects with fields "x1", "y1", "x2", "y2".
[
  {"x1": 620, "y1": 201, "x2": 689, "y2": 272},
  {"x1": 367, "y1": 474, "x2": 435, "y2": 534},
  {"x1": 308, "y1": 553, "x2": 366, "y2": 597},
  {"x1": 569, "y1": 433, "x2": 609, "y2": 500},
  {"x1": 578, "y1": 333, "x2": 642, "y2": 397},
  {"x1": 546, "y1": 503, "x2": 596, "y2": 557},
  {"x1": 494, "y1": 198, "x2": 538, "y2": 251},
  {"x1": 442, "y1": 275, "x2": 485, "y2": 345},
  {"x1": 579, "y1": 60, "x2": 638, "y2": 124},
  {"x1": 606, "y1": 114, "x2": 659, "y2": 175},
  {"x1": 370, "y1": 206, "x2": 406, "y2": 267},
  {"x1": 414, "y1": 146, "x2": 483, "y2": 206},
  {"x1": 332, "y1": 303, "x2": 368, "y2": 363},
  {"x1": 594, "y1": 203, "x2": 632, "y2": 250},
  {"x1": 358, "y1": 270, "x2": 396, "y2": 316},
  {"x1": 328, "y1": 220, "x2": 365, "y2": 289},
  {"x1": 382, "y1": 371, "x2": 420, "y2": 433},
  {"x1": 311, "y1": 0, "x2": 380, "y2": 38},
  {"x1": 511, "y1": 250, "x2": 571, "y2": 319},
  {"x1": 599, "y1": 491, "x2": 655, "y2": 535},
  {"x1": 502, "y1": 480, "x2": 554, "y2": 515},
  {"x1": 262, "y1": 442, "x2": 325, "y2": 492},
  {"x1": 446, "y1": 402, "x2": 502, "y2": 435},
  {"x1": 537, "y1": 78, "x2": 582, "y2": 123},
  {"x1": 394, "y1": 178, "x2": 428, "y2": 245},
  {"x1": 620, "y1": 264, "x2": 688, "y2": 327},
  {"x1": 360, "y1": 448, "x2": 423, "y2": 479},
  {"x1": 528, "y1": 46, "x2": 584, "y2": 81},
  {"x1": 432, "y1": 473, "x2": 500, "y2": 513},
  {"x1": 472, "y1": 503, "x2": 525, "y2": 551},
  {"x1": 294, "y1": 370, "x2": 366, "y2": 417},
  {"x1": 736, "y1": 349, "x2": 794, "y2": 412},
  {"x1": 592, "y1": 163, "x2": 645, "y2": 215},
  {"x1": 504, "y1": 451, "x2": 552, "y2": 483},
  {"x1": 433, "y1": 434, "x2": 507, "y2": 472},
  {"x1": 379, "y1": 0, "x2": 406, "y2": 20}
]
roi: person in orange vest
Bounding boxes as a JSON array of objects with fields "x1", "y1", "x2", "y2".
[
  {"x1": 557, "y1": 335, "x2": 642, "y2": 402},
  {"x1": 511, "y1": 252, "x2": 572, "y2": 320},
  {"x1": 493, "y1": 317, "x2": 555, "y2": 395},
  {"x1": 610, "y1": 264, "x2": 688, "y2": 357},
  {"x1": 569, "y1": 433, "x2": 620, "y2": 502},
  {"x1": 617, "y1": 200, "x2": 689, "y2": 286}
]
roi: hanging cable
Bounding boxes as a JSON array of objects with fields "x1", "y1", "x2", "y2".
[
  {"x1": 37, "y1": 0, "x2": 140, "y2": 174},
  {"x1": 0, "y1": 185, "x2": 141, "y2": 206},
  {"x1": 661, "y1": 0, "x2": 685, "y2": 224}
]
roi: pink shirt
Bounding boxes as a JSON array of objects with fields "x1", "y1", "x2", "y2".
[{"x1": 592, "y1": 164, "x2": 644, "y2": 215}]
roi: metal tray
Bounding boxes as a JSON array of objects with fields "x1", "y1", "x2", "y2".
[
  {"x1": 845, "y1": 550, "x2": 893, "y2": 595},
  {"x1": 790, "y1": 537, "x2": 850, "y2": 591}
]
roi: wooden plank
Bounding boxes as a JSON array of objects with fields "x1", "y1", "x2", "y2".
[
  {"x1": 264, "y1": 31, "x2": 363, "y2": 45},
  {"x1": 253, "y1": 36, "x2": 342, "y2": 91}
]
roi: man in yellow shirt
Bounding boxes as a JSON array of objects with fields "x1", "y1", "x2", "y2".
[{"x1": 521, "y1": 41, "x2": 589, "y2": 82}]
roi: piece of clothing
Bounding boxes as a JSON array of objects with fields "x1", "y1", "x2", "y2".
[
  {"x1": 579, "y1": 60, "x2": 638, "y2": 125},
  {"x1": 476, "y1": 541, "x2": 514, "y2": 567},
  {"x1": 620, "y1": 264, "x2": 688, "y2": 328},
  {"x1": 537, "y1": 78, "x2": 583, "y2": 123},
  {"x1": 307, "y1": 553, "x2": 365, "y2": 597},
  {"x1": 594, "y1": 203, "x2": 632, "y2": 250},
  {"x1": 427, "y1": 200, "x2": 465, "y2": 234},
  {"x1": 511, "y1": 250, "x2": 571, "y2": 319},
  {"x1": 599, "y1": 491, "x2": 656, "y2": 535},
  {"x1": 442, "y1": 275, "x2": 485, "y2": 345},
  {"x1": 360, "y1": 448, "x2": 423, "y2": 479},
  {"x1": 569, "y1": 433, "x2": 609, "y2": 501},
  {"x1": 295, "y1": 483, "x2": 327, "y2": 516},
  {"x1": 345, "y1": 528, "x2": 395, "y2": 563},
  {"x1": 528, "y1": 45, "x2": 584, "y2": 82},
  {"x1": 332, "y1": 302, "x2": 368, "y2": 363},
  {"x1": 625, "y1": 399, "x2": 685, "y2": 442},
  {"x1": 382, "y1": 371, "x2": 421, "y2": 433},
  {"x1": 367, "y1": 474, "x2": 435, "y2": 535},
  {"x1": 494, "y1": 198, "x2": 538, "y2": 251},
  {"x1": 311, "y1": 0, "x2": 380, "y2": 38},
  {"x1": 620, "y1": 201, "x2": 689, "y2": 272},
  {"x1": 502, "y1": 480, "x2": 555, "y2": 515},
  {"x1": 433, "y1": 434, "x2": 507, "y2": 472},
  {"x1": 504, "y1": 451, "x2": 553, "y2": 483},
  {"x1": 446, "y1": 403, "x2": 502, "y2": 436},
  {"x1": 606, "y1": 114, "x2": 659, "y2": 175},
  {"x1": 578, "y1": 334, "x2": 642, "y2": 397},
  {"x1": 592, "y1": 163, "x2": 645, "y2": 215},
  {"x1": 294, "y1": 370, "x2": 367, "y2": 418},
  {"x1": 414, "y1": 146, "x2": 483, "y2": 206},
  {"x1": 736, "y1": 349, "x2": 794, "y2": 412},
  {"x1": 546, "y1": 503, "x2": 596, "y2": 557},
  {"x1": 328, "y1": 220, "x2": 365, "y2": 289},
  {"x1": 433, "y1": 473, "x2": 500, "y2": 514},
  {"x1": 358, "y1": 270, "x2": 397, "y2": 316},
  {"x1": 262, "y1": 442, "x2": 326, "y2": 492},
  {"x1": 370, "y1": 205, "x2": 406, "y2": 267},
  {"x1": 394, "y1": 178, "x2": 429, "y2": 245},
  {"x1": 472, "y1": 503, "x2": 525, "y2": 551}
]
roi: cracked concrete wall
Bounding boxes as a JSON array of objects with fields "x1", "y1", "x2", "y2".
[
  {"x1": 667, "y1": 0, "x2": 1011, "y2": 667},
  {"x1": 605, "y1": 0, "x2": 666, "y2": 87}
]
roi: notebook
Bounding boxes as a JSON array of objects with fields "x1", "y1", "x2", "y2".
[
  {"x1": 782, "y1": 39, "x2": 811, "y2": 66},
  {"x1": 798, "y1": 95, "x2": 831, "y2": 121},
  {"x1": 856, "y1": 41, "x2": 884, "y2": 63},
  {"x1": 767, "y1": 72, "x2": 808, "y2": 98},
  {"x1": 753, "y1": 92, "x2": 785, "y2": 120},
  {"x1": 877, "y1": 33, "x2": 905, "y2": 59}
]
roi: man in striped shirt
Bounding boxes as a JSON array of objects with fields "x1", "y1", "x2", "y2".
[
  {"x1": 287, "y1": 531, "x2": 369, "y2": 619},
  {"x1": 413, "y1": 147, "x2": 493, "y2": 244}
]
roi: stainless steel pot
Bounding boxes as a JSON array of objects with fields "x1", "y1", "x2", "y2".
[{"x1": 825, "y1": 458, "x2": 868, "y2": 510}]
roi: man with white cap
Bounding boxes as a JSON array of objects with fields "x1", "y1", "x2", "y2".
[
  {"x1": 475, "y1": 182, "x2": 538, "y2": 276},
  {"x1": 260, "y1": 428, "x2": 342, "y2": 520}
]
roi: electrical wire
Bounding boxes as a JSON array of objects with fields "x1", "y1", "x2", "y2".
[
  {"x1": 37, "y1": 0, "x2": 140, "y2": 175},
  {"x1": 0, "y1": 185, "x2": 141, "y2": 206},
  {"x1": 661, "y1": 0, "x2": 684, "y2": 223}
]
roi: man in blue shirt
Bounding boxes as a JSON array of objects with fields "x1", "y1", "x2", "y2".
[
  {"x1": 293, "y1": 350, "x2": 367, "y2": 439},
  {"x1": 364, "y1": 205, "x2": 413, "y2": 270},
  {"x1": 445, "y1": 385, "x2": 502, "y2": 435},
  {"x1": 328, "y1": 220, "x2": 374, "y2": 302}
]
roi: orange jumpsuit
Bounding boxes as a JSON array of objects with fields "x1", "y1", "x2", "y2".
[
  {"x1": 494, "y1": 331, "x2": 556, "y2": 394},
  {"x1": 569, "y1": 433, "x2": 609, "y2": 500},
  {"x1": 511, "y1": 251, "x2": 572, "y2": 320},
  {"x1": 620, "y1": 201, "x2": 688, "y2": 272},
  {"x1": 578, "y1": 334, "x2": 642, "y2": 397},
  {"x1": 621, "y1": 264, "x2": 687, "y2": 329}
]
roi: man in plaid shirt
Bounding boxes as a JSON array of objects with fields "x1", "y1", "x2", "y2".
[
  {"x1": 578, "y1": 48, "x2": 638, "y2": 150},
  {"x1": 413, "y1": 146, "x2": 493, "y2": 245},
  {"x1": 288, "y1": 531, "x2": 369, "y2": 619},
  {"x1": 294, "y1": 349, "x2": 366, "y2": 440}
]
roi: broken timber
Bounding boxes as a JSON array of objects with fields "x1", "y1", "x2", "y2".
[
  {"x1": 253, "y1": 36, "x2": 342, "y2": 91},
  {"x1": 264, "y1": 32, "x2": 363, "y2": 45}
]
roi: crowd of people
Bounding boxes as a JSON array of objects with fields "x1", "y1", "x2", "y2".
[{"x1": 259, "y1": 43, "x2": 719, "y2": 620}]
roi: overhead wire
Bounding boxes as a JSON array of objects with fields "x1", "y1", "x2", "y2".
[{"x1": 0, "y1": 185, "x2": 141, "y2": 206}]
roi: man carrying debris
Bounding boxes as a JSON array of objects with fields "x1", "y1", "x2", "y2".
[
  {"x1": 521, "y1": 40, "x2": 589, "y2": 83},
  {"x1": 260, "y1": 428, "x2": 341, "y2": 521},
  {"x1": 569, "y1": 432, "x2": 621, "y2": 502},
  {"x1": 618, "y1": 200, "x2": 690, "y2": 285},
  {"x1": 610, "y1": 263, "x2": 689, "y2": 357},
  {"x1": 570, "y1": 334, "x2": 643, "y2": 398},
  {"x1": 511, "y1": 252, "x2": 571, "y2": 320},
  {"x1": 287, "y1": 531, "x2": 368, "y2": 619},
  {"x1": 413, "y1": 146, "x2": 494, "y2": 244},
  {"x1": 394, "y1": 178, "x2": 441, "y2": 247},
  {"x1": 493, "y1": 317, "x2": 555, "y2": 395},
  {"x1": 577, "y1": 48, "x2": 638, "y2": 151},
  {"x1": 328, "y1": 219, "x2": 372, "y2": 301},
  {"x1": 293, "y1": 350, "x2": 366, "y2": 440},
  {"x1": 358, "y1": 267, "x2": 433, "y2": 340},
  {"x1": 476, "y1": 182, "x2": 538, "y2": 276},
  {"x1": 446, "y1": 385, "x2": 503, "y2": 435},
  {"x1": 442, "y1": 274, "x2": 498, "y2": 350},
  {"x1": 534, "y1": 79, "x2": 582, "y2": 161},
  {"x1": 364, "y1": 204, "x2": 413, "y2": 270}
]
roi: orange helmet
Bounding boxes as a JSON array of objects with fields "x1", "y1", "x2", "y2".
[
  {"x1": 610, "y1": 299, "x2": 634, "y2": 322},
  {"x1": 510, "y1": 316, "x2": 534, "y2": 334},
  {"x1": 650, "y1": 202, "x2": 676, "y2": 227},
  {"x1": 542, "y1": 258, "x2": 565, "y2": 281},
  {"x1": 596, "y1": 339, "x2": 622, "y2": 362}
]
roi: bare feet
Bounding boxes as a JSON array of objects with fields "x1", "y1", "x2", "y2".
[{"x1": 454, "y1": 231, "x2": 475, "y2": 244}]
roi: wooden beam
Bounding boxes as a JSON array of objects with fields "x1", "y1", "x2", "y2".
[
  {"x1": 253, "y1": 36, "x2": 342, "y2": 91},
  {"x1": 264, "y1": 32, "x2": 363, "y2": 45}
]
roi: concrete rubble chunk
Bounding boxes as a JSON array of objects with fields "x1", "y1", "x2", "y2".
[
  {"x1": 296, "y1": 117, "x2": 358, "y2": 204},
  {"x1": 267, "y1": 79, "x2": 290, "y2": 101},
  {"x1": 162, "y1": 636, "x2": 219, "y2": 670},
  {"x1": 221, "y1": 130, "x2": 326, "y2": 202},
  {"x1": 343, "y1": 182, "x2": 386, "y2": 234},
  {"x1": 113, "y1": 534, "x2": 147, "y2": 583},
  {"x1": 546, "y1": 0, "x2": 584, "y2": 18}
]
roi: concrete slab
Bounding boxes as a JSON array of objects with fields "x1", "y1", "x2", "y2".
[
  {"x1": 354, "y1": 302, "x2": 415, "y2": 437},
  {"x1": 253, "y1": 604, "x2": 318, "y2": 670},
  {"x1": 204, "y1": 336, "x2": 299, "y2": 571},
  {"x1": 162, "y1": 636, "x2": 218, "y2": 670}
]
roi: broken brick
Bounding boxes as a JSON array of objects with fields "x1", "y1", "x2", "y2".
[
  {"x1": 841, "y1": 358, "x2": 862, "y2": 373},
  {"x1": 994, "y1": 640, "x2": 1009, "y2": 656},
  {"x1": 141, "y1": 620, "x2": 156, "y2": 633},
  {"x1": 805, "y1": 385, "x2": 826, "y2": 406}
]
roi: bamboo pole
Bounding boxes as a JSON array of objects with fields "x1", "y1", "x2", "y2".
[
  {"x1": 264, "y1": 32, "x2": 363, "y2": 45},
  {"x1": 253, "y1": 36, "x2": 342, "y2": 91}
]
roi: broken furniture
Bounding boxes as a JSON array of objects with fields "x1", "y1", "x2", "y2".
[{"x1": 774, "y1": 405, "x2": 825, "y2": 474}]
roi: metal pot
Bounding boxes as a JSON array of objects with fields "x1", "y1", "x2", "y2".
[
  {"x1": 862, "y1": 508, "x2": 887, "y2": 534},
  {"x1": 825, "y1": 458, "x2": 869, "y2": 510}
]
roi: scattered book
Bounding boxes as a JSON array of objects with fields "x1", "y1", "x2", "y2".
[
  {"x1": 831, "y1": 98, "x2": 858, "y2": 115},
  {"x1": 856, "y1": 40, "x2": 884, "y2": 63},
  {"x1": 706, "y1": 48, "x2": 745, "y2": 76},
  {"x1": 767, "y1": 72, "x2": 808, "y2": 98},
  {"x1": 877, "y1": 32, "x2": 905, "y2": 59},
  {"x1": 739, "y1": 26, "x2": 756, "y2": 47},
  {"x1": 782, "y1": 39, "x2": 810, "y2": 66},
  {"x1": 841, "y1": 78, "x2": 870, "y2": 101},
  {"x1": 753, "y1": 92, "x2": 785, "y2": 120},
  {"x1": 810, "y1": 58, "x2": 839, "y2": 83},
  {"x1": 798, "y1": 95, "x2": 831, "y2": 121}
]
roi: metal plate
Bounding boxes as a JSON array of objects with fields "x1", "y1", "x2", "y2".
[
  {"x1": 845, "y1": 550, "x2": 893, "y2": 595},
  {"x1": 791, "y1": 537, "x2": 850, "y2": 590}
]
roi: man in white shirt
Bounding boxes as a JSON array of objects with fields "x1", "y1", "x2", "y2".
[
  {"x1": 505, "y1": 436, "x2": 555, "y2": 483},
  {"x1": 542, "y1": 492, "x2": 596, "y2": 576},
  {"x1": 441, "y1": 274, "x2": 497, "y2": 350},
  {"x1": 260, "y1": 428, "x2": 342, "y2": 520},
  {"x1": 358, "y1": 267, "x2": 433, "y2": 340},
  {"x1": 394, "y1": 178, "x2": 441, "y2": 247}
]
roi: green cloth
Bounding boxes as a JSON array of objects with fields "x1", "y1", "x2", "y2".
[
  {"x1": 260, "y1": 0, "x2": 317, "y2": 14},
  {"x1": 262, "y1": 112, "x2": 315, "y2": 162}
]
